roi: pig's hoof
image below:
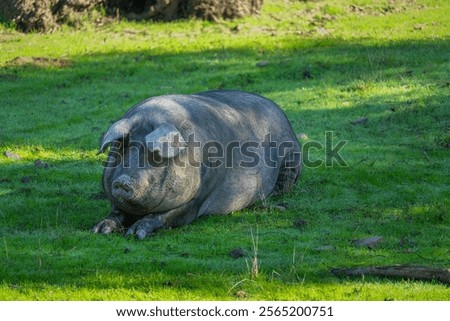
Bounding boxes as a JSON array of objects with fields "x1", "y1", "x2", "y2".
[
  {"x1": 126, "y1": 218, "x2": 162, "y2": 240},
  {"x1": 92, "y1": 218, "x2": 123, "y2": 234}
]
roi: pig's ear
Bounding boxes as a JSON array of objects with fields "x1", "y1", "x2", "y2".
[
  {"x1": 98, "y1": 119, "x2": 131, "y2": 154},
  {"x1": 145, "y1": 124, "x2": 187, "y2": 158}
]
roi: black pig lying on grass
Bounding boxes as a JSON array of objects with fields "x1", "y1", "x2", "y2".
[{"x1": 93, "y1": 90, "x2": 301, "y2": 239}]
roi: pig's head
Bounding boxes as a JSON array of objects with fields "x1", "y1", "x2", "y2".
[{"x1": 98, "y1": 117, "x2": 201, "y2": 215}]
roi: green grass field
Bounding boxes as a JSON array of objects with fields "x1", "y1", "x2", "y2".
[{"x1": 0, "y1": 0, "x2": 449, "y2": 300}]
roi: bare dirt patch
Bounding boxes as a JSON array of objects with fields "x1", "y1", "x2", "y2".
[{"x1": 1, "y1": 0, "x2": 263, "y2": 32}]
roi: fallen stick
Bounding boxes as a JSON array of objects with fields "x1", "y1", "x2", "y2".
[{"x1": 331, "y1": 266, "x2": 450, "y2": 285}]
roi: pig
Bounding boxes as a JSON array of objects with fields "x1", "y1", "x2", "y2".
[{"x1": 93, "y1": 90, "x2": 301, "y2": 239}]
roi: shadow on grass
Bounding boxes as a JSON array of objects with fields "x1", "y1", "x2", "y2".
[{"x1": 0, "y1": 37, "x2": 449, "y2": 298}]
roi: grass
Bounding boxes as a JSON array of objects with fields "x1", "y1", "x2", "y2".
[{"x1": 0, "y1": 0, "x2": 449, "y2": 300}]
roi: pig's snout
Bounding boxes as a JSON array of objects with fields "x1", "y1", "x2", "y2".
[{"x1": 112, "y1": 175, "x2": 135, "y2": 200}]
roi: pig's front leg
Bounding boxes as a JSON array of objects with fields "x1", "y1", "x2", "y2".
[
  {"x1": 92, "y1": 206, "x2": 127, "y2": 234},
  {"x1": 126, "y1": 201, "x2": 197, "y2": 240}
]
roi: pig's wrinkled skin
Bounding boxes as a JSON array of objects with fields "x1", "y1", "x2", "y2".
[{"x1": 93, "y1": 90, "x2": 301, "y2": 239}]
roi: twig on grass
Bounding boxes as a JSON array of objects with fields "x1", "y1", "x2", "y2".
[{"x1": 331, "y1": 265, "x2": 450, "y2": 285}]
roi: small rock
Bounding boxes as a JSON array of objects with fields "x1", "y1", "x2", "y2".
[
  {"x1": 256, "y1": 61, "x2": 269, "y2": 67},
  {"x1": 352, "y1": 236, "x2": 383, "y2": 249},
  {"x1": 21, "y1": 176, "x2": 31, "y2": 183},
  {"x1": 124, "y1": 247, "x2": 131, "y2": 254},
  {"x1": 274, "y1": 205, "x2": 287, "y2": 212},
  {"x1": 293, "y1": 219, "x2": 308, "y2": 230},
  {"x1": 34, "y1": 159, "x2": 49, "y2": 168},
  {"x1": 229, "y1": 247, "x2": 245, "y2": 259},
  {"x1": 350, "y1": 117, "x2": 368, "y2": 125},
  {"x1": 302, "y1": 69, "x2": 313, "y2": 79},
  {"x1": 3, "y1": 151, "x2": 21, "y2": 160}
]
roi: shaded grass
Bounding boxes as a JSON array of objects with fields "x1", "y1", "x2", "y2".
[{"x1": 0, "y1": 0, "x2": 449, "y2": 300}]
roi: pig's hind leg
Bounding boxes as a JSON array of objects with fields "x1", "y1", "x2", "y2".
[{"x1": 273, "y1": 152, "x2": 301, "y2": 195}]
